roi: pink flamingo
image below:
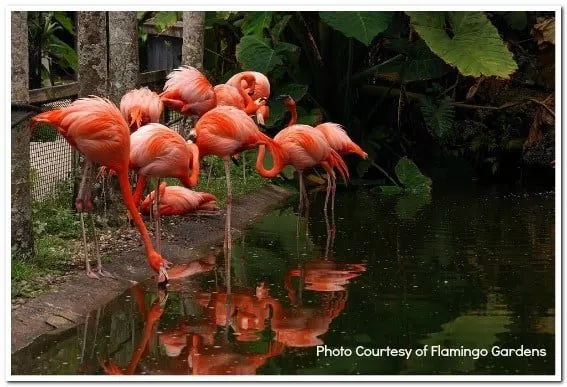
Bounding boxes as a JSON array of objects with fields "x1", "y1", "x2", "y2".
[
  {"x1": 120, "y1": 87, "x2": 164, "y2": 132},
  {"x1": 256, "y1": 125, "x2": 349, "y2": 214},
  {"x1": 191, "y1": 105, "x2": 284, "y2": 278},
  {"x1": 129, "y1": 123, "x2": 200, "y2": 253},
  {"x1": 226, "y1": 71, "x2": 271, "y2": 125},
  {"x1": 140, "y1": 181, "x2": 219, "y2": 216},
  {"x1": 31, "y1": 97, "x2": 171, "y2": 282}
]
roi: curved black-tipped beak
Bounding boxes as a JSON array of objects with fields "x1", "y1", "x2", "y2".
[
  {"x1": 276, "y1": 94, "x2": 291, "y2": 101},
  {"x1": 231, "y1": 155, "x2": 240, "y2": 166}
]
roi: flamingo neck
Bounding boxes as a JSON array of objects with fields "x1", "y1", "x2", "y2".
[
  {"x1": 286, "y1": 103, "x2": 297, "y2": 127},
  {"x1": 256, "y1": 142, "x2": 286, "y2": 178},
  {"x1": 237, "y1": 75, "x2": 256, "y2": 112},
  {"x1": 118, "y1": 172, "x2": 155, "y2": 257}
]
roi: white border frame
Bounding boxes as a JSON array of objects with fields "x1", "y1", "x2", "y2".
[{"x1": 3, "y1": 3, "x2": 562, "y2": 383}]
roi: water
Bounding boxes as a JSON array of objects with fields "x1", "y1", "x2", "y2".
[{"x1": 11, "y1": 184, "x2": 555, "y2": 375}]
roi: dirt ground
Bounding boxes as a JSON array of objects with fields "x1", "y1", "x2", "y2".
[{"x1": 11, "y1": 184, "x2": 291, "y2": 354}]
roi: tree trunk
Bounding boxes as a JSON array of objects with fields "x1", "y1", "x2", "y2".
[
  {"x1": 108, "y1": 11, "x2": 139, "y2": 105},
  {"x1": 181, "y1": 12, "x2": 205, "y2": 138},
  {"x1": 182, "y1": 12, "x2": 205, "y2": 70},
  {"x1": 76, "y1": 12, "x2": 109, "y2": 207},
  {"x1": 11, "y1": 11, "x2": 34, "y2": 259},
  {"x1": 77, "y1": 11, "x2": 108, "y2": 97}
]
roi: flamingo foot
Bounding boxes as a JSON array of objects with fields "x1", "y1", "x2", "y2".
[
  {"x1": 97, "y1": 267, "x2": 116, "y2": 279},
  {"x1": 87, "y1": 269, "x2": 101, "y2": 280}
]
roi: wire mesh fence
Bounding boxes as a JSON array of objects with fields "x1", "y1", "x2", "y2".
[{"x1": 30, "y1": 98, "x2": 76, "y2": 201}]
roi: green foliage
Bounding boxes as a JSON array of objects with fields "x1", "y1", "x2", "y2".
[
  {"x1": 319, "y1": 12, "x2": 392, "y2": 45},
  {"x1": 374, "y1": 39, "x2": 450, "y2": 83},
  {"x1": 28, "y1": 11, "x2": 77, "y2": 87},
  {"x1": 235, "y1": 35, "x2": 299, "y2": 74},
  {"x1": 407, "y1": 11, "x2": 518, "y2": 78},
  {"x1": 420, "y1": 96, "x2": 455, "y2": 138},
  {"x1": 152, "y1": 11, "x2": 182, "y2": 32},
  {"x1": 379, "y1": 158, "x2": 432, "y2": 219},
  {"x1": 241, "y1": 11, "x2": 273, "y2": 36},
  {"x1": 395, "y1": 157, "x2": 433, "y2": 193}
]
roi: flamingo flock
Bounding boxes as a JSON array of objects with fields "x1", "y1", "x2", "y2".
[{"x1": 30, "y1": 65, "x2": 367, "y2": 284}]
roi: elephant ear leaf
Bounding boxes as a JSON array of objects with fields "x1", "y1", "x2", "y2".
[
  {"x1": 319, "y1": 11, "x2": 392, "y2": 46},
  {"x1": 406, "y1": 11, "x2": 518, "y2": 78}
]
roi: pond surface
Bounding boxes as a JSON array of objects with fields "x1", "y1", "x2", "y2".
[{"x1": 11, "y1": 184, "x2": 556, "y2": 376}]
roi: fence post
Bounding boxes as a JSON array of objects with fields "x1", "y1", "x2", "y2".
[
  {"x1": 11, "y1": 11, "x2": 34, "y2": 259},
  {"x1": 108, "y1": 11, "x2": 139, "y2": 105}
]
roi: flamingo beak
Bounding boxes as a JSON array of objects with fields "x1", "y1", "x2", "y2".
[{"x1": 276, "y1": 94, "x2": 291, "y2": 100}]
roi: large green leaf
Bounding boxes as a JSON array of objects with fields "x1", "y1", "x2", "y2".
[
  {"x1": 420, "y1": 96, "x2": 455, "y2": 138},
  {"x1": 395, "y1": 157, "x2": 432, "y2": 193},
  {"x1": 407, "y1": 11, "x2": 518, "y2": 78},
  {"x1": 381, "y1": 39, "x2": 450, "y2": 83},
  {"x1": 319, "y1": 12, "x2": 392, "y2": 46},
  {"x1": 48, "y1": 35, "x2": 78, "y2": 72},
  {"x1": 236, "y1": 36, "x2": 284, "y2": 74},
  {"x1": 52, "y1": 12, "x2": 74, "y2": 35},
  {"x1": 241, "y1": 11, "x2": 273, "y2": 36}
]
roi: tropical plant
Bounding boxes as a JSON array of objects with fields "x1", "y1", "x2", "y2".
[{"x1": 28, "y1": 11, "x2": 77, "y2": 88}]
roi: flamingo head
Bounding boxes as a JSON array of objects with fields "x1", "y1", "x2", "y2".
[{"x1": 276, "y1": 94, "x2": 296, "y2": 108}]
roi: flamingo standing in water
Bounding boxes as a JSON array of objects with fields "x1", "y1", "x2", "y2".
[
  {"x1": 31, "y1": 97, "x2": 171, "y2": 282},
  {"x1": 256, "y1": 124, "x2": 349, "y2": 215},
  {"x1": 130, "y1": 123, "x2": 200, "y2": 253},
  {"x1": 278, "y1": 95, "x2": 367, "y2": 217},
  {"x1": 140, "y1": 181, "x2": 219, "y2": 216},
  {"x1": 191, "y1": 106, "x2": 283, "y2": 285}
]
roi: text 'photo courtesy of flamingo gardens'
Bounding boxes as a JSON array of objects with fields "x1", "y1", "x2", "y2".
[{"x1": 9, "y1": 8, "x2": 560, "y2": 381}]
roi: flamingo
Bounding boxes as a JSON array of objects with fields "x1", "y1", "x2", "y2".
[
  {"x1": 129, "y1": 123, "x2": 200, "y2": 253},
  {"x1": 226, "y1": 71, "x2": 271, "y2": 125},
  {"x1": 140, "y1": 181, "x2": 219, "y2": 216},
  {"x1": 159, "y1": 65, "x2": 217, "y2": 136},
  {"x1": 190, "y1": 105, "x2": 284, "y2": 278},
  {"x1": 31, "y1": 96, "x2": 171, "y2": 283},
  {"x1": 256, "y1": 125, "x2": 349, "y2": 215},
  {"x1": 278, "y1": 95, "x2": 367, "y2": 217},
  {"x1": 120, "y1": 87, "x2": 164, "y2": 133}
]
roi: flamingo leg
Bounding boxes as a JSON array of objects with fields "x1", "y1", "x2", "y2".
[
  {"x1": 242, "y1": 152, "x2": 247, "y2": 185},
  {"x1": 223, "y1": 157, "x2": 232, "y2": 297},
  {"x1": 76, "y1": 161, "x2": 99, "y2": 280},
  {"x1": 83, "y1": 166, "x2": 114, "y2": 279},
  {"x1": 320, "y1": 162, "x2": 334, "y2": 221},
  {"x1": 155, "y1": 177, "x2": 162, "y2": 254},
  {"x1": 331, "y1": 178, "x2": 336, "y2": 230},
  {"x1": 298, "y1": 172, "x2": 304, "y2": 215}
]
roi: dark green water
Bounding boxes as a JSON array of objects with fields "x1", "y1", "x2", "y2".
[{"x1": 11, "y1": 185, "x2": 556, "y2": 375}]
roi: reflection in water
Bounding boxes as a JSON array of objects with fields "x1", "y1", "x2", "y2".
[
  {"x1": 11, "y1": 186, "x2": 555, "y2": 375},
  {"x1": 94, "y1": 211, "x2": 365, "y2": 375}
]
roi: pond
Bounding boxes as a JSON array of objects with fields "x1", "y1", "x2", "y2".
[{"x1": 11, "y1": 184, "x2": 556, "y2": 376}]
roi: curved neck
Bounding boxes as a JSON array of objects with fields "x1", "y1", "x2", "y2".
[
  {"x1": 256, "y1": 143, "x2": 285, "y2": 178},
  {"x1": 188, "y1": 143, "x2": 200, "y2": 187},
  {"x1": 286, "y1": 103, "x2": 297, "y2": 127},
  {"x1": 236, "y1": 75, "x2": 255, "y2": 110},
  {"x1": 132, "y1": 174, "x2": 147, "y2": 209},
  {"x1": 118, "y1": 172, "x2": 155, "y2": 256}
]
